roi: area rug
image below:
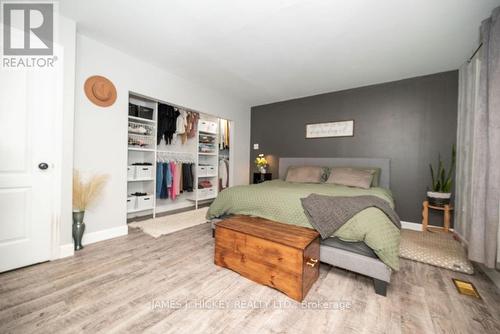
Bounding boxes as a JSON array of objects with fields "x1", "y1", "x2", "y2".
[
  {"x1": 399, "y1": 229, "x2": 474, "y2": 274},
  {"x1": 129, "y1": 207, "x2": 209, "y2": 238}
]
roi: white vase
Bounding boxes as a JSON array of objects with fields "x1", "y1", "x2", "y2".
[
  {"x1": 427, "y1": 191, "x2": 451, "y2": 206},
  {"x1": 259, "y1": 166, "x2": 267, "y2": 174}
]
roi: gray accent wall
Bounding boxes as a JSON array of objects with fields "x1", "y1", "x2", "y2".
[{"x1": 250, "y1": 71, "x2": 458, "y2": 226}]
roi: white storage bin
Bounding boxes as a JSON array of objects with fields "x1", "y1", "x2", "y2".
[
  {"x1": 127, "y1": 196, "x2": 136, "y2": 211},
  {"x1": 197, "y1": 166, "x2": 207, "y2": 176},
  {"x1": 199, "y1": 120, "x2": 217, "y2": 134},
  {"x1": 199, "y1": 187, "x2": 216, "y2": 199},
  {"x1": 136, "y1": 166, "x2": 153, "y2": 179},
  {"x1": 127, "y1": 166, "x2": 135, "y2": 180},
  {"x1": 137, "y1": 195, "x2": 153, "y2": 210},
  {"x1": 207, "y1": 121, "x2": 217, "y2": 133},
  {"x1": 207, "y1": 166, "x2": 216, "y2": 176},
  {"x1": 205, "y1": 187, "x2": 216, "y2": 198}
]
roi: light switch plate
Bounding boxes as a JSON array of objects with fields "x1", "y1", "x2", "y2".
[{"x1": 253, "y1": 144, "x2": 259, "y2": 150}]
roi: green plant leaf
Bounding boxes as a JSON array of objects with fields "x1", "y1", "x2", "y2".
[
  {"x1": 445, "y1": 145, "x2": 456, "y2": 187},
  {"x1": 430, "y1": 164, "x2": 436, "y2": 190},
  {"x1": 443, "y1": 178, "x2": 452, "y2": 192},
  {"x1": 429, "y1": 146, "x2": 456, "y2": 193},
  {"x1": 440, "y1": 167, "x2": 446, "y2": 191}
]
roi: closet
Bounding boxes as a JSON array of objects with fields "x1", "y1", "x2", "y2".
[{"x1": 126, "y1": 93, "x2": 232, "y2": 221}]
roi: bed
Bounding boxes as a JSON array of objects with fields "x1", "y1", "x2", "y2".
[{"x1": 207, "y1": 157, "x2": 400, "y2": 296}]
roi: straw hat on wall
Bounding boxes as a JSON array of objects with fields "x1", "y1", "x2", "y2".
[{"x1": 84, "y1": 75, "x2": 117, "y2": 107}]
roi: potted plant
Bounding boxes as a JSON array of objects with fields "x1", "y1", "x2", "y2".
[
  {"x1": 428, "y1": 146, "x2": 456, "y2": 207},
  {"x1": 72, "y1": 170, "x2": 108, "y2": 250},
  {"x1": 255, "y1": 154, "x2": 268, "y2": 174}
]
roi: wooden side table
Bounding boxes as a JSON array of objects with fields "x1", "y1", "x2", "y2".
[{"x1": 421, "y1": 200, "x2": 453, "y2": 232}]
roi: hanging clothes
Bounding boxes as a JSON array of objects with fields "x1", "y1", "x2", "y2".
[
  {"x1": 178, "y1": 162, "x2": 183, "y2": 194},
  {"x1": 156, "y1": 160, "x2": 195, "y2": 200},
  {"x1": 157, "y1": 104, "x2": 179, "y2": 145},
  {"x1": 169, "y1": 162, "x2": 177, "y2": 200},
  {"x1": 219, "y1": 119, "x2": 230, "y2": 150},
  {"x1": 176, "y1": 109, "x2": 188, "y2": 144},
  {"x1": 160, "y1": 163, "x2": 170, "y2": 199},
  {"x1": 156, "y1": 162, "x2": 163, "y2": 197},
  {"x1": 223, "y1": 159, "x2": 229, "y2": 188},
  {"x1": 219, "y1": 119, "x2": 225, "y2": 150},
  {"x1": 185, "y1": 112, "x2": 194, "y2": 139},
  {"x1": 176, "y1": 162, "x2": 182, "y2": 196},
  {"x1": 167, "y1": 162, "x2": 173, "y2": 188},
  {"x1": 182, "y1": 163, "x2": 194, "y2": 192},
  {"x1": 219, "y1": 158, "x2": 229, "y2": 190},
  {"x1": 225, "y1": 123, "x2": 229, "y2": 149},
  {"x1": 187, "y1": 112, "x2": 200, "y2": 138}
]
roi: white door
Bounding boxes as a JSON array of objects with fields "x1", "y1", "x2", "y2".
[{"x1": 0, "y1": 69, "x2": 57, "y2": 272}]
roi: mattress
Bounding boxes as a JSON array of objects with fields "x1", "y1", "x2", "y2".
[{"x1": 321, "y1": 237, "x2": 377, "y2": 259}]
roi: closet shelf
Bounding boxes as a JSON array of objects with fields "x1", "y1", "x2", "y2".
[
  {"x1": 199, "y1": 152, "x2": 217, "y2": 156},
  {"x1": 128, "y1": 147, "x2": 155, "y2": 152},
  {"x1": 128, "y1": 131, "x2": 154, "y2": 136},
  {"x1": 128, "y1": 178, "x2": 154, "y2": 182},
  {"x1": 156, "y1": 149, "x2": 195, "y2": 155},
  {"x1": 127, "y1": 207, "x2": 154, "y2": 214},
  {"x1": 199, "y1": 196, "x2": 217, "y2": 201},
  {"x1": 198, "y1": 175, "x2": 217, "y2": 178},
  {"x1": 128, "y1": 115, "x2": 156, "y2": 124},
  {"x1": 187, "y1": 196, "x2": 217, "y2": 202},
  {"x1": 198, "y1": 130, "x2": 217, "y2": 136}
]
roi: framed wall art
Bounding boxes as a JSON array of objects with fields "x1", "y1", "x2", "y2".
[{"x1": 305, "y1": 120, "x2": 354, "y2": 138}]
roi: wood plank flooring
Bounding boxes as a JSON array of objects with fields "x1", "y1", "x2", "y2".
[{"x1": 1, "y1": 223, "x2": 500, "y2": 334}]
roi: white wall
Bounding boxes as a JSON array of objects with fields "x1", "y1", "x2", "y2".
[{"x1": 72, "y1": 34, "x2": 250, "y2": 242}]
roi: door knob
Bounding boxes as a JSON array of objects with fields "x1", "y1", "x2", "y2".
[{"x1": 38, "y1": 162, "x2": 49, "y2": 170}]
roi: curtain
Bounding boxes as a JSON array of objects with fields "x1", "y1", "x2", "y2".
[
  {"x1": 455, "y1": 58, "x2": 478, "y2": 243},
  {"x1": 456, "y1": 7, "x2": 500, "y2": 268}
]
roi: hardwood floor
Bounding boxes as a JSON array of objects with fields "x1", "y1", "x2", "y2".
[{"x1": 1, "y1": 223, "x2": 500, "y2": 334}]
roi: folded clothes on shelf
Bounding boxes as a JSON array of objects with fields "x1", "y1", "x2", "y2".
[
  {"x1": 199, "y1": 143, "x2": 216, "y2": 153},
  {"x1": 199, "y1": 134, "x2": 216, "y2": 144},
  {"x1": 198, "y1": 180, "x2": 212, "y2": 189}
]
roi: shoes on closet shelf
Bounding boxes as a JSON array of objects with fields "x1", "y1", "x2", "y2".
[{"x1": 131, "y1": 192, "x2": 148, "y2": 196}]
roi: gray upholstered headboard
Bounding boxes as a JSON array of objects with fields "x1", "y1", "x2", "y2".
[{"x1": 278, "y1": 157, "x2": 391, "y2": 189}]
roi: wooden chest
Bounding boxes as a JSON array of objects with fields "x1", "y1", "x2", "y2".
[{"x1": 214, "y1": 215, "x2": 320, "y2": 302}]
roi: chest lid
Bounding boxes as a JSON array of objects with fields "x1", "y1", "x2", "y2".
[{"x1": 216, "y1": 215, "x2": 319, "y2": 250}]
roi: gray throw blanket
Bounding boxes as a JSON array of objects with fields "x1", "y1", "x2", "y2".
[{"x1": 301, "y1": 194, "x2": 401, "y2": 239}]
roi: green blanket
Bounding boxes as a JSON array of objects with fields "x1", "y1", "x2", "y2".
[{"x1": 207, "y1": 180, "x2": 400, "y2": 270}]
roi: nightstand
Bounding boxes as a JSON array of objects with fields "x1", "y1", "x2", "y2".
[
  {"x1": 253, "y1": 173, "x2": 272, "y2": 184},
  {"x1": 421, "y1": 200, "x2": 454, "y2": 232}
]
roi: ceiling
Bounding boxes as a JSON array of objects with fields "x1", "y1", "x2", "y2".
[{"x1": 60, "y1": 0, "x2": 500, "y2": 106}]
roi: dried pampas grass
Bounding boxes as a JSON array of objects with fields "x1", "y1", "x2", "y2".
[{"x1": 73, "y1": 170, "x2": 109, "y2": 211}]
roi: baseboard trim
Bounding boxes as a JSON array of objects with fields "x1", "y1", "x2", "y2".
[
  {"x1": 59, "y1": 243, "x2": 74, "y2": 258},
  {"x1": 82, "y1": 225, "x2": 129, "y2": 245},
  {"x1": 58, "y1": 225, "x2": 128, "y2": 259},
  {"x1": 400, "y1": 221, "x2": 456, "y2": 233},
  {"x1": 479, "y1": 264, "x2": 500, "y2": 290},
  {"x1": 401, "y1": 221, "x2": 422, "y2": 231}
]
